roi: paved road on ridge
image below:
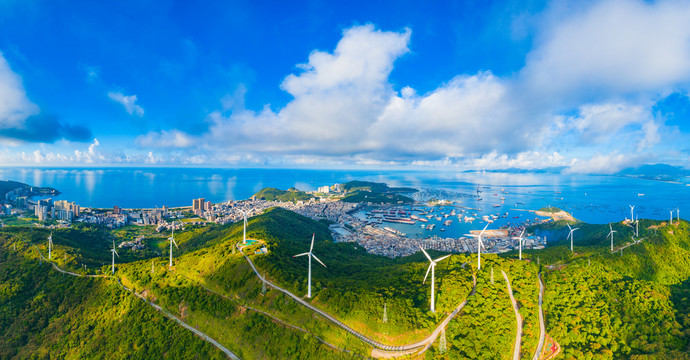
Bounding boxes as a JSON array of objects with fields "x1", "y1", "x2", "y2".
[
  {"x1": 503, "y1": 270, "x2": 523, "y2": 360},
  {"x1": 240, "y1": 246, "x2": 477, "y2": 353},
  {"x1": 6, "y1": 234, "x2": 241, "y2": 360},
  {"x1": 533, "y1": 272, "x2": 546, "y2": 360}
]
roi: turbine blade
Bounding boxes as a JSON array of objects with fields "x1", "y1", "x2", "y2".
[
  {"x1": 423, "y1": 264, "x2": 432, "y2": 284},
  {"x1": 567, "y1": 224, "x2": 572, "y2": 231},
  {"x1": 310, "y1": 234, "x2": 315, "y2": 252},
  {"x1": 520, "y1": 229, "x2": 525, "y2": 238},
  {"x1": 172, "y1": 238, "x2": 179, "y2": 249},
  {"x1": 434, "y1": 254, "x2": 451, "y2": 262},
  {"x1": 311, "y1": 253, "x2": 326, "y2": 267},
  {"x1": 573, "y1": 228, "x2": 579, "y2": 231},
  {"x1": 114, "y1": 250, "x2": 119, "y2": 257},
  {"x1": 293, "y1": 252, "x2": 309, "y2": 257},
  {"x1": 480, "y1": 222, "x2": 489, "y2": 236},
  {"x1": 419, "y1": 246, "x2": 432, "y2": 262}
]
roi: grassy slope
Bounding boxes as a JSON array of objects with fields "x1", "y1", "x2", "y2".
[
  {"x1": 5, "y1": 207, "x2": 690, "y2": 359},
  {"x1": 0, "y1": 234, "x2": 226, "y2": 359}
]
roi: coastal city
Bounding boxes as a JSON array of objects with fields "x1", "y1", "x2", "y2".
[{"x1": 2, "y1": 182, "x2": 548, "y2": 258}]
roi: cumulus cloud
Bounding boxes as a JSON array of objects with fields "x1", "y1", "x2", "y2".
[
  {"x1": 564, "y1": 152, "x2": 648, "y2": 174},
  {"x1": 0, "y1": 53, "x2": 38, "y2": 129},
  {"x1": 136, "y1": 130, "x2": 195, "y2": 148},
  {"x1": 469, "y1": 151, "x2": 568, "y2": 170},
  {"x1": 523, "y1": 0, "x2": 690, "y2": 103},
  {"x1": 129, "y1": 2, "x2": 690, "y2": 173},
  {"x1": 108, "y1": 91, "x2": 144, "y2": 116},
  {"x1": 0, "y1": 53, "x2": 92, "y2": 144}
]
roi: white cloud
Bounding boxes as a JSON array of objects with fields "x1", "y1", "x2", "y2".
[
  {"x1": 108, "y1": 91, "x2": 144, "y2": 116},
  {"x1": 566, "y1": 102, "x2": 650, "y2": 144},
  {"x1": 469, "y1": 151, "x2": 568, "y2": 170},
  {"x1": 0, "y1": 53, "x2": 39, "y2": 129},
  {"x1": 73, "y1": 138, "x2": 104, "y2": 163},
  {"x1": 564, "y1": 152, "x2": 646, "y2": 174},
  {"x1": 136, "y1": 130, "x2": 195, "y2": 148},
  {"x1": 104, "y1": 4, "x2": 690, "y2": 172},
  {"x1": 523, "y1": 0, "x2": 690, "y2": 103}
]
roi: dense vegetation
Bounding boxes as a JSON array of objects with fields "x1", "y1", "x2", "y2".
[
  {"x1": 253, "y1": 187, "x2": 314, "y2": 202},
  {"x1": 0, "y1": 233, "x2": 226, "y2": 359},
  {"x1": 341, "y1": 180, "x2": 417, "y2": 194},
  {"x1": 3, "y1": 204, "x2": 690, "y2": 359},
  {"x1": 340, "y1": 181, "x2": 416, "y2": 204},
  {"x1": 0, "y1": 180, "x2": 59, "y2": 197}
]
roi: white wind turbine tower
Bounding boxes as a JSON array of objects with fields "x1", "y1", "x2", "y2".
[
  {"x1": 635, "y1": 215, "x2": 639, "y2": 238},
  {"x1": 111, "y1": 239, "x2": 119, "y2": 274},
  {"x1": 48, "y1": 232, "x2": 53, "y2": 260},
  {"x1": 607, "y1": 224, "x2": 617, "y2": 252},
  {"x1": 629, "y1": 204, "x2": 635, "y2": 222},
  {"x1": 567, "y1": 224, "x2": 579, "y2": 253},
  {"x1": 678, "y1": 208, "x2": 681, "y2": 223},
  {"x1": 293, "y1": 234, "x2": 326, "y2": 298},
  {"x1": 670, "y1": 210, "x2": 674, "y2": 225},
  {"x1": 420, "y1": 246, "x2": 451, "y2": 313},
  {"x1": 241, "y1": 210, "x2": 248, "y2": 245},
  {"x1": 513, "y1": 229, "x2": 525, "y2": 260},
  {"x1": 169, "y1": 223, "x2": 178, "y2": 268},
  {"x1": 466, "y1": 223, "x2": 490, "y2": 271}
]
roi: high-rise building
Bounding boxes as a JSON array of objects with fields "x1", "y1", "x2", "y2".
[
  {"x1": 16, "y1": 196, "x2": 28, "y2": 208},
  {"x1": 204, "y1": 201, "x2": 213, "y2": 211},
  {"x1": 113, "y1": 205, "x2": 121, "y2": 214},
  {"x1": 318, "y1": 186, "x2": 330, "y2": 193},
  {"x1": 193, "y1": 198, "x2": 205, "y2": 211}
]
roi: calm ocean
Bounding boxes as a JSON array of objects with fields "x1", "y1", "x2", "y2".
[{"x1": 3, "y1": 167, "x2": 689, "y2": 236}]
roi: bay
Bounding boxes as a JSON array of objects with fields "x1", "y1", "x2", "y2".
[{"x1": 2, "y1": 168, "x2": 688, "y2": 235}]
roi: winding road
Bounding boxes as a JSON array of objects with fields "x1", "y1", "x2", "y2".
[
  {"x1": 533, "y1": 272, "x2": 546, "y2": 360},
  {"x1": 6, "y1": 234, "x2": 241, "y2": 360},
  {"x1": 503, "y1": 271, "x2": 522, "y2": 360},
  {"x1": 240, "y1": 245, "x2": 477, "y2": 355}
]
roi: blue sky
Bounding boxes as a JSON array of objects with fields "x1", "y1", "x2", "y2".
[{"x1": 1, "y1": 0, "x2": 689, "y2": 173}]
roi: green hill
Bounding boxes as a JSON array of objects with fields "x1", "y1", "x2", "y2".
[
  {"x1": 253, "y1": 187, "x2": 314, "y2": 202},
  {"x1": 0, "y1": 180, "x2": 60, "y2": 198},
  {"x1": 0, "y1": 233, "x2": 226, "y2": 359},
  {"x1": 341, "y1": 180, "x2": 417, "y2": 194},
  {"x1": 340, "y1": 181, "x2": 416, "y2": 204},
  {"x1": 4, "y1": 207, "x2": 690, "y2": 359}
]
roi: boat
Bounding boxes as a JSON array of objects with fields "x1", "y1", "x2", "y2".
[
  {"x1": 638, "y1": 193, "x2": 645, "y2": 197},
  {"x1": 493, "y1": 204, "x2": 501, "y2": 207}
]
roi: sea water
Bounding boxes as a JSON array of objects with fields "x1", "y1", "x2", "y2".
[{"x1": 2, "y1": 167, "x2": 688, "y2": 237}]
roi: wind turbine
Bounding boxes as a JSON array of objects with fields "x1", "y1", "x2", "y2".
[
  {"x1": 420, "y1": 246, "x2": 451, "y2": 313},
  {"x1": 513, "y1": 229, "x2": 525, "y2": 260},
  {"x1": 606, "y1": 224, "x2": 617, "y2": 252},
  {"x1": 629, "y1": 204, "x2": 635, "y2": 222},
  {"x1": 466, "y1": 223, "x2": 490, "y2": 271},
  {"x1": 678, "y1": 208, "x2": 681, "y2": 223},
  {"x1": 111, "y1": 239, "x2": 119, "y2": 274},
  {"x1": 48, "y1": 232, "x2": 53, "y2": 260},
  {"x1": 169, "y1": 223, "x2": 178, "y2": 268},
  {"x1": 567, "y1": 224, "x2": 579, "y2": 252},
  {"x1": 670, "y1": 210, "x2": 674, "y2": 225},
  {"x1": 241, "y1": 210, "x2": 248, "y2": 245},
  {"x1": 293, "y1": 234, "x2": 326, "y2": 298}
]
